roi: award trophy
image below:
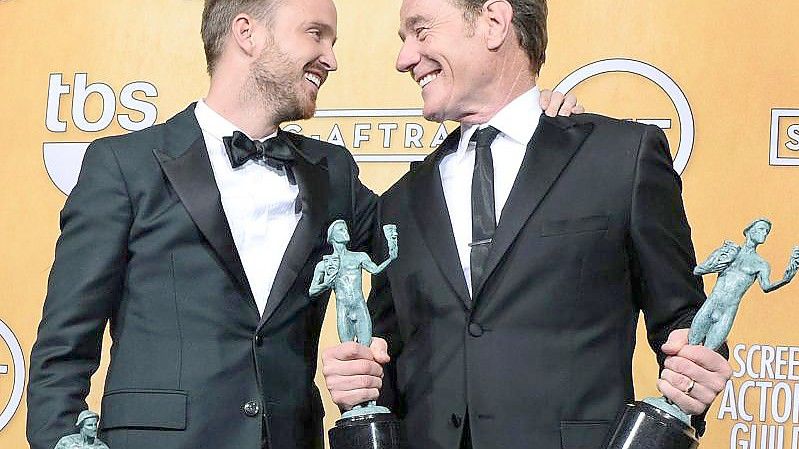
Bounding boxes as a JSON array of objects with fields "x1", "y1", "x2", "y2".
[
  {"x1": 309, "y1": 220, "x2": 401, "y2": 449},
  {"x1": 53, "y1": 410, "x2": 109, "y2": 449},
  {"x1": 605, "y1": 218, "x2": 799, "y2": 449}
]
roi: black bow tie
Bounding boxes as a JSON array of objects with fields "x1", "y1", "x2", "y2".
[{"x1": 223, "y1": 130, "x2": 296, "y2": 172}]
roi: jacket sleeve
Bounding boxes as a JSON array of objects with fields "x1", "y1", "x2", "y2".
[
  {"x1": 628, "y1": 125, "x2": 727, "y2": 436},
  {"x1": 346, "y1": 153, "x2": 378, "y2": 254},
  {"x1": 629, "y1": 125, "x2": 702, "y2": 359},
  {"x1": 27, "y1": 139, "x2": 132, "y2": 449}
]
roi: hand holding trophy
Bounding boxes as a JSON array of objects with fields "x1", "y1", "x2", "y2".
[
  {"x1": 605, "y1": 218, "x2": 798, "y2": 449},
  {"x1": 310, "y1": 221, "x2": 400, "y2": 449}
]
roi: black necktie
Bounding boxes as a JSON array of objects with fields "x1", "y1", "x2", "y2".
[
  {"x1": 223, "y1": 130, "x2": 296, "y2": 182},
  {"x1": 469, "y1": 126, "x2": 501, "y2": 295}
]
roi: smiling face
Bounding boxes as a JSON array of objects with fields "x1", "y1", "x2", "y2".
[
  {"x1": 249, "y1": 0, "x2": 338, "y2": 122},
  {"x1": 396, "y1": 0, "x2": 498, "y2": 123}
]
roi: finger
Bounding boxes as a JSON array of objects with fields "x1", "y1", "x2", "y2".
[
  {"x1": 657, "y1": 378, "x2": 707, "y2": 415},
  {"x1": 330, "y1": 388, "x2": 381, "y2": 411},
  {"x1": 545, "y1": 91, "x2": 564, "y2": 117},
  {"x1": 674, "y1": 345, "x2": 733, "y2": 379},
  {"x1": 539, "y1": 89, "x2": 553, "y2": 111},
  {"x1": 558, "y1": 93, "x2": 578, "y2": 116},
  {"x1": 323, "y1": 358, "x2": 384, "y2": 378},
  {"x1": 370, "y1": 337, "x2": 390, "y2": 364},
  {"x1": 325, "y1": 374, "x2": 383, "y2": 393},
  {"x1": 323, "y1": 341, "x2": 376, "y2": 363},
  {"x1": 664, "y1": 354, "x2": 729, "y2": 395},
  {"x1": 661, "y1": 328, "x2": 689, "y2": 355},
  {"x1": 573, "y1": 104, "x2": 585, "y2": 114},
  {"x1": 660, "y1": 368, "x2": 715, "y2": 406}
]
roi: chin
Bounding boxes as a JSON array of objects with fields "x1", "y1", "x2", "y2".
[
  {"x1": 421, "y1": 105, "x2": 445, "y2": 123},
  {"x1": 299, "y1": 102, "x2": 317, "y2": 120},
  {"x1": 298, "y1": 91, "x2": 318, "y2": 119}
]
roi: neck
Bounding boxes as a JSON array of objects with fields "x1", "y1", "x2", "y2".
[
  {"x1": 743, "y1": 240, "x2": 758, "y2": 251},
  {"x1": 206, "y1": 68, "x2": 280, "y2": 140},
  {"x1": 457, "y1": 51, "x2": 537, "y2": 125},
  {"x1": 332, "y1": 242, "x2": 347, "y2": 253}
]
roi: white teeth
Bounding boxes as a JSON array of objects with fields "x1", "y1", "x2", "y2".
[
  {"x1": 419, "y1": 71, "x2": 439, "y2": 88},
  {"x1": 304, "y1": 72, "x2": 321, "y2": 88}
]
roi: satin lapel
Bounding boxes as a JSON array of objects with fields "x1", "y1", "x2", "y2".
[
  {"x1": 258, "y1": 152, "x2": 328, "y2": 328},
  {"x1": 472, "y1": 116, "x2": 594, "y2": 298},
  {"x1": 154, "y1": 127, "x2": 256, "y2": 312},
  {"x1": 411, "y1": 131, "x2": 472, "y2": 308}
]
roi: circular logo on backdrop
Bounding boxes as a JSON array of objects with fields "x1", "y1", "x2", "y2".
[
  {"x1": 555, "y1": 58, "x2": 695, "y2": 175},
  {"x1": 0, "y1": 319, "x2": 25, "y2": 431}
]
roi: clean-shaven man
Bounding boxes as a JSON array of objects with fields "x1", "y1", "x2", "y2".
[{"x1": 322, "y1": 1, "x2": 732, "y2": 448}]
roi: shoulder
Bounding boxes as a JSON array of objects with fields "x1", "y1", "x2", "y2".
[
  {"x1": 88, "y1": 104, "x2": 198, "y2": 155},
  {"x1": 550, "y1": 113, "x2": 673, "y2": 168},
  {"x1": 54, "y1": 434, "x2": 81, "y2": 448},
  {"x1": 548, "y1": 112, "x2": 657, "y2": 142},
  {"x1": 90, "y1": 125, "x2": 159, "y2": 152}
]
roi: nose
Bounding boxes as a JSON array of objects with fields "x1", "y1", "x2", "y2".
[
  {"x1": 320, "y1": 44, "x2": 338, "y2": 72},
  {"x1": 395, "y1": 39, "x2": 420, "y2": 73}
]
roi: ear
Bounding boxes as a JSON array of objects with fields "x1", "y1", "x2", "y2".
[
  {"x1": 231, "y1": 13, "x2": 258, "y2": 57},
  {"x1": 482, "y1": 0, "x2": 513, "y2": 51}
]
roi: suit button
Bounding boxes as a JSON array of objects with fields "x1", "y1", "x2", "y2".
[
  {"x1": 468, "y1": 322, "x2": 483, "y2": 337},
  {"x1": 242, "y1": 400, "x2": 260, "y2": 417},
  {"x1": 451, "y1": 413, "x2": 463, "y2": 428},
  {"x1": 254, "y1": 335, "x2": 264, "y2": 346}
]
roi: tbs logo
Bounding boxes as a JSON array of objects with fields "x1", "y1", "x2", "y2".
[
  {"x1": 44, "y1": 73, "x2": 159, "y2": 194},
  {"x1": 46, "y1": 73, "x2": 157, "y2": 133}
]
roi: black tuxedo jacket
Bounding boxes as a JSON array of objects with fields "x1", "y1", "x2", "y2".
[
  {"x1": 27, "y1": 104, "x2": 376, "y2": 449},
  {"x1": 370, "y1": 114, "x2": 706, "y2": 449}
]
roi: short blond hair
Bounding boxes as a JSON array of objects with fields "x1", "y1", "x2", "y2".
[{"x1": 201, "y1": 0, "x2": 284, "y2": 74}]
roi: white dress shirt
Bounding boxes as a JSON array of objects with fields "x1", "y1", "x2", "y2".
[
  {"x1": 194, "y1": 100, "x2": 301, "y2": 315},
  {"x1": 439, "y1": 87, "x2": 542, "y2": 295}
]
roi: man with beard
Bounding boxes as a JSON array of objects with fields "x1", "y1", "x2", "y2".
[
  {"x1": 26, "y1": 1, "x2": 579, "y2": 449},
  {"x1": 321, "y1": 1, "x2": 732, "y2": 449},
  {"x1": 27, "y1": 1, "x2": 363, "y2": 448}
]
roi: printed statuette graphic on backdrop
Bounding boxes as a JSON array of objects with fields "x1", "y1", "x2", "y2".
[
  {"x1": 53, "y1": 410, "x2": 108, "y2": 449},
  {"x1": 309, "y1": 221, "x2": 400, "y2": 449},
  {"x1": 605, "y1": 218, "x2": 799, "y2": 449}
]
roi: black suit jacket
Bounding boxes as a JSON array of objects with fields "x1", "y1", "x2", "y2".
[
  {"x1": 27, "y1": 104, "x2": 376, "y2": 449},
  {"x1": 370, "y1": 114, "x2": 706, "y2": 449}
]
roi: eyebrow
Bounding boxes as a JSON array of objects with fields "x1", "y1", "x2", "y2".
[{"x1": 398, "y1": 15, "x2": 427, "y2": 40}]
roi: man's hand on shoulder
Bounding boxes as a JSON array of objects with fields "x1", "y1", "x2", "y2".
[
  {"x1": 322, "y1": 338, "x2": 390, "y2": 411},
  {"x1": 539, "y1": 90, "x2": 584, "y2": 117},
  {"x1": 657, "y1": 329, "x2": 732, "y2": 415}
]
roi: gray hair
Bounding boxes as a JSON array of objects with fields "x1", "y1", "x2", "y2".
[{"x1": 453, "y1": 0, "x2": 547, "y2": 73}]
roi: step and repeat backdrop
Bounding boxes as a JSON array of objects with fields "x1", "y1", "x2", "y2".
[{"x1": 2, "y1": 1, "x2": 799, "y2": 448}]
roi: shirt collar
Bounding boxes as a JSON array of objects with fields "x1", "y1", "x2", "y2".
[
  {"x1": 459, "y1": 86, "x2": 541, "y2": 149},
  {"x1": 194, "y1": 99, "x2": 277, "y2": 143}
]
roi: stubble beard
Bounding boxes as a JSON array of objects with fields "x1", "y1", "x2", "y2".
[{"x1": 247, "y1": 44, "x2": 316, "y2": 125}]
